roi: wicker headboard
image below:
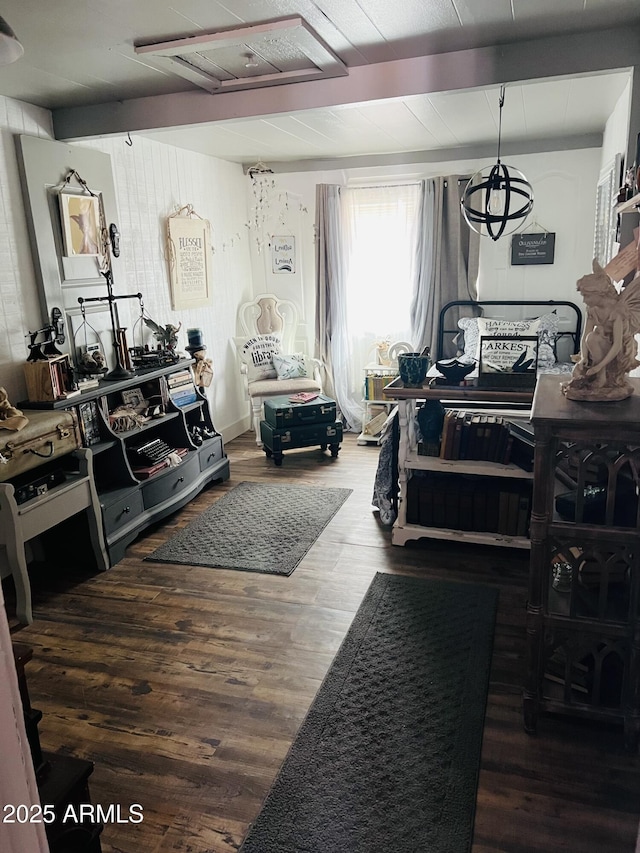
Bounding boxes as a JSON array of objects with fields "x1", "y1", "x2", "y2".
[{"x1": 436, "y1": 299, "x2": 583, "y2": 363}]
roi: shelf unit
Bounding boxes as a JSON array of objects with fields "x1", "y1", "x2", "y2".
[
  {"x1": 358, "y1": 363, "x2": 398, "y2": 445},
  {"x1": 524, "y1": 374, "x2": 640, "y2": 750},
  {"x1": 383, "y1": 378, "x2": 534, "y2": 548},
  {"x1": 22, "y1": 359, "x2": 229, "y2": 565}
]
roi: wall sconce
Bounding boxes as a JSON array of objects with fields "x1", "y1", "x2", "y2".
[{"x1": 461, "y1": 85, "x2": 534, "y2": 241}]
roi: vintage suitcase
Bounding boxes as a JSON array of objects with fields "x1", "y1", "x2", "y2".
[
  {"x1": 260, "y1": 419, "x2": 343, "y2": 465},
  {"x1": 263, "y1": 394, "x2": 337, "y2": 430},
  {"x1": 0, "y1": 408, "x2": 81, "y2": 481}
]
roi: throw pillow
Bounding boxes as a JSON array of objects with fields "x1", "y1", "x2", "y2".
[
  {"x1": 273, "y1": 353, "x2": 308, "y2": 380},
  {"x1": 240, "y1": 334, "x2": 282, "y2": 381},
  {"x1": 457, "y1": 313, "x2": 559, "y2": 368}
]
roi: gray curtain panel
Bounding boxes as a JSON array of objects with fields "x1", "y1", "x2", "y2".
[{"x1": 411, "y1": 176, "x2": 480, "y2": 356}]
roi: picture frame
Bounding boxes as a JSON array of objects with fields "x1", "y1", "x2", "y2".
[
  {"x1": 59, "y1": 190, "x2": 102, "y2": 258},
  {"x1": 271, "y1": 235, "x2": 296, "y2": 273},
  {"x1": 477, "y1": 335, "x2": 538, "y2": 389},
  {"x1": 77, "y1": 400, "x2": 102, "y2": 447},
  {"x1": 121, "y1": 387, "x2": 145, "y2": 408}
]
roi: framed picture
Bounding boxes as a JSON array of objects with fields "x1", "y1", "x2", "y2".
[
  {"x1": 167, "y1": 214, "x2": 213, "y2": 310},
  {"x1": 121, "y1": 387, "x2": 145, "y2": 408},
  {"x1": 477, "y1": 335, "x2": 538, "y2": 389},
  {"x1": 59, "y1": 191, "x2": 102, "y2": 257},
  {"x1": 77, "y1": 400, "x2": 102, "y2": 447},
  {"x1": 271, "y1": 235, "x2": 296, "y2": 273}
]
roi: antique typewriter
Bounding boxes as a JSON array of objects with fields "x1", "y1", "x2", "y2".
[{"x1": 128, "y1": 438, "x2": 176, "y2": 467}]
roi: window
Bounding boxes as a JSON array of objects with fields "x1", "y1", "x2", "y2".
[{"x1": 342, "y1": 184, "x2": 421, "y2": 341}]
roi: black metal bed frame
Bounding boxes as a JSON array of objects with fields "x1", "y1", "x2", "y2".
[{"x1": 436, "y1": 299, "x2": 583, "y2": 362}]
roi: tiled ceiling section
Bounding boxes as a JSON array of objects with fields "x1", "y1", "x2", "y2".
[
  {"x1": 144, "y1": 73, "x2": 631, "y2": 164},
  {"x1": 0, "y1": 0, "x2": 637, "y2": 164}
]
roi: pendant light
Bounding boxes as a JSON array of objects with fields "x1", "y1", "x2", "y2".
[
  {"x1": 0, "y1": 16, "x2": 23, "y2": 65},
  {"x1": 461, "y1": 85, "x2": 533, "y2": 241}
]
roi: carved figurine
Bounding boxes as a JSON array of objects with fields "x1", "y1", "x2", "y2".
[
  {"x1": 0, "y1": 388, "x2": 28, "y2": 431},
  {"x1": 143, "y1": 318, "x2": 182, "y2": 351},
  {"x1": 563, "y1": 260, "x2": 640, "y2": 401}
]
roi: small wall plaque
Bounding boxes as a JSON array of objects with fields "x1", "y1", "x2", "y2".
[{"x1": 511, "y1": 232, "x2": 555, "y2": 265}]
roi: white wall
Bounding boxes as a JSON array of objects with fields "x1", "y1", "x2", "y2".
[
  {"x1": 80, "y1": 136, "x2": 253, "y2": 439},
  {"x1": 0, "y1": 97, "x2": 55, "y2": 404},
  {"x1": 0, "y1": 97, "x2": 253, "y2": 439},
  {"x1": 257, "y1": 148, "x2": 601, "y2": 355}
]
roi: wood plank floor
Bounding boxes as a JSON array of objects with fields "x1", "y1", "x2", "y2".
[{"x1": 7, "y1": 431, "x2": 640, "y2": 853}]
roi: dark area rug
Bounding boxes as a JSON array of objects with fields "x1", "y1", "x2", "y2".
[
  {"x1": 145, "y1": 481, "x2": 352, "y2": 575},
  {"x1": 240, "y1": 573, "x2": 499, "y2": 853}
]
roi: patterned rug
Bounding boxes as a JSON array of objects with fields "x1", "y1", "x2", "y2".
[
  {"x1": 145, "y1": 481, "x2": 352, "y2": 575},
  {"x1": 240, "y1": 573, "x2": 498, "y2": 853}
]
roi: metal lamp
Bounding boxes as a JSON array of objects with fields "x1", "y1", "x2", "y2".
[{"x1": 461, "y1": 85, "x2": 534, "y2": 241}]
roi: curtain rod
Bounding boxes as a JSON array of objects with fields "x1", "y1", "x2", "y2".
[{"x1": 344, "y1": 181, "x2": 421, "y2": 189}]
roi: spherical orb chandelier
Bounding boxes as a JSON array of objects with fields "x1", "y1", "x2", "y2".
[{"x1": 461, "y1": 85, "x2": 534, "y2": 241}]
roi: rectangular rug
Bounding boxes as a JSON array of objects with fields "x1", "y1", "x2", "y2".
[
  {"x1": 240, "y1": 573, "x2": 499, "y2": 853},
  {"x1": 145, "y1": 481, "x2": 352, "y2": 575}
]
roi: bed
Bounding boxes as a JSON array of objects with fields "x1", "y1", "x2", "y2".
[
  {"x1": 432, "y1": 298, "x2": 583, "y2": 379},
  {"x1": 372, "y1": 298, "x2": 584, "y2": 525}
]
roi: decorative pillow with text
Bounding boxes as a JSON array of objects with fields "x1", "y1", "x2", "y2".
[
  {"x1": 457, "y1": 313, "x2": 558, "y2": 368},
  {"x1": 240, "y1": 334, "x2": 282, "y2": 381}
]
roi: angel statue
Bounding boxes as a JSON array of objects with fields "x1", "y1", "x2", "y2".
[{"x1": 562, "y1": 259, "x2": 640, "y2": 401}]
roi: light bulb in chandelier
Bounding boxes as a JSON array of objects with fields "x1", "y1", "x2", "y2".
[{"x1": 461, "y1": 85, "x2": 534, "y2": 241}]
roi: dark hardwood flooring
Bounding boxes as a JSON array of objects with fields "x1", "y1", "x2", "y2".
[{"x1": 7, "y1": 431, "x2": 640, "y2": 853}]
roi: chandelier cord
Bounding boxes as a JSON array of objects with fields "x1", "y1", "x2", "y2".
[{"x1": 496, "y1": 84, "x2": 505, "y2": 164}]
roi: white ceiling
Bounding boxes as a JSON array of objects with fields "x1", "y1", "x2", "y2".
[{"x1": 0, "y1": 0, "x2": 638, "y2": 166}]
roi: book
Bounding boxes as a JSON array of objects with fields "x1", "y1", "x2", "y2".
[{"x1": 289, "y1": 392, "x2": 319, "y2": 403}]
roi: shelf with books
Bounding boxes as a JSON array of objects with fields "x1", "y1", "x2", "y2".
[
  {"x1": 358, "y1": 364, "x2": 398, "y2": 446},
  {"x1": 389, "y1": 391, "x2": 534, "y2": 549}
]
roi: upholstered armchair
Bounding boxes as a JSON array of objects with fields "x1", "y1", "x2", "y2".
[{"x1": 235, "y1": 293, "x2": 322, "y2": 444}]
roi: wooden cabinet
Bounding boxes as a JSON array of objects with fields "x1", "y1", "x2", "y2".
[
  {"x1": 22, "y1": 360, "x2": 229, "y2": 565},
  {"x1": 384, "y1": 378, "x2": 534, "y2": 548},
  {"x1": 524, "y1": 374, "x2": 640, "y2": 750}
]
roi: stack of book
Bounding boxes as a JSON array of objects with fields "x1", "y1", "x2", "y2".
[
  {"x1": 425, "y1": 411, "x2": 534, "y2": 469},
  {"x1": 406, "y1": 473, "x2": 531, "y2": 537},
  {"x1": 364, "y1": 373, "x2": 396, "y2": 400},
  {"x1": 167, "y1": 368, "x2": 198, "y2": 408}
]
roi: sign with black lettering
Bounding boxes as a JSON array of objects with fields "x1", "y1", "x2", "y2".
[
  {"x1": 167, "y1": 213, "x2": 213, "y2": 309},
  {"x1": 511, "y1": 232, "x2": 555, "y2": 265},
  {"x1": 271, "y1": 235, "x2": 296, "y2": 274}
]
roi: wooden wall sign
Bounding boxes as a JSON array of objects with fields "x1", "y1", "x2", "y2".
[
  {"x1": 167, "y1": 208, "x2": 213, "y2": 310},
  {"x1": 511, "y1": 232, "x2": 555, "y2": 265}
]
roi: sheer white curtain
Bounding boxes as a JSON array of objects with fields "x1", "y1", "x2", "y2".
[{"x1": 339, "y1": 183, "x2": 421, "y2": 429}]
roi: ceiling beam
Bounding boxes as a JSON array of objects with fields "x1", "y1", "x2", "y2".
[{"x1": 53, "y1": 26, "x2": 640, "y2": 141}]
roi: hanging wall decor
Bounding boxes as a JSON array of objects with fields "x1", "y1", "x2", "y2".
[
  {"x1": 271, "y1": 235, "x2": 296, "y2": 273},
  {"x1": 166, "y1": 204, "x2": 213, "y2": 310}
]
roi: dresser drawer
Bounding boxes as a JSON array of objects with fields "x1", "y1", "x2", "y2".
[
  {"x1": 142, "y1": 452, "x2": 199, "y2": 509},
  {"x1": 198, "y1": 436, "x2": 224, "y2": 473},
  {"x1": 102, "y1": 489, "x2": 144, "y2": 536}
]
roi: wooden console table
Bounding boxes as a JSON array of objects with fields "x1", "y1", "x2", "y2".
[{"x1": 0, "y1": 448, "x2": 108, "y2": 625}]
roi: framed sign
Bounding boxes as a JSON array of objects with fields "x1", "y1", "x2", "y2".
[
  {"x1": 167, "y1": 212, "x2": 213, "y2": 310},
  {"x1": 271, "y1": 235, "x2": 296, "y2": 273},
  {"x1": 477, "y1": 335, "x2": 538, "y2": 389},
  {"x1": 511, "y1": 232, "x2": 556, "y2": 265}
]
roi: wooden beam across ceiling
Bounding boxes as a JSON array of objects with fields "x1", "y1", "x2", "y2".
[{"x1": 53, "y1": 25, "x2": 640, "y2": 142}]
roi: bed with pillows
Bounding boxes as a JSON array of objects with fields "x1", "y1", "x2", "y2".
[{"x1": 430, "y1": 298, "x2": 583, "y2": 382}]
